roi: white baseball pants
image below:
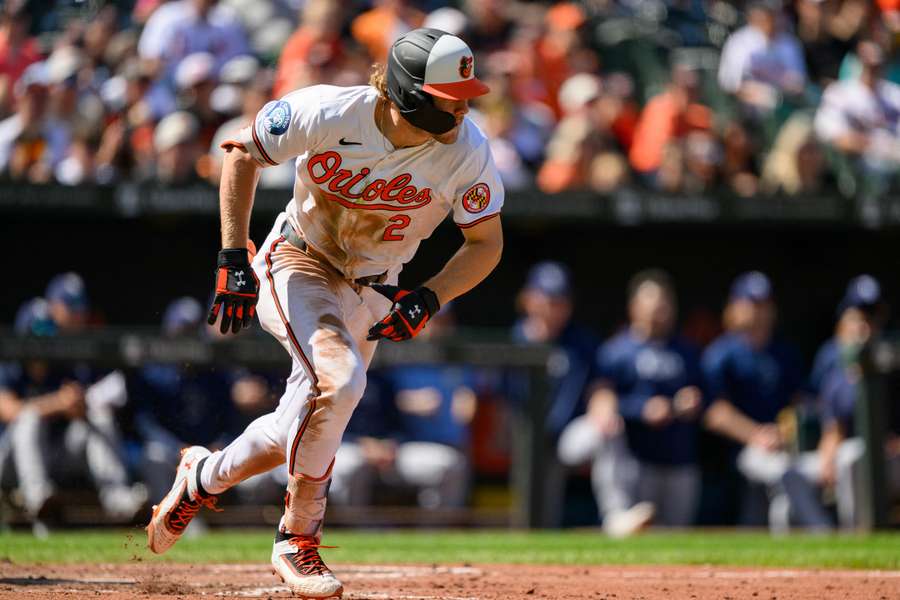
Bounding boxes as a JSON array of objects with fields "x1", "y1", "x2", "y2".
[{"x1": 200, "y1": 214, "x2": 395, "y2": 496}]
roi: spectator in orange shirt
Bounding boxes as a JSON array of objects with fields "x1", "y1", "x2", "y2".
[
  {"x1": 351, "y1": 0, "x2": 425, "y2": 62},
  {"x1": 533, "y1": 2, "x2": 596, "y2": 119},
  {"x1": 274, "y1": 0, "x2": 346, "y2": 98},
  {"x1": 537, "y1": 73, "x2": 631, "y2": 194},
  {"x1": 629, "y1": 63, "x2": 712, "y2": 187}
]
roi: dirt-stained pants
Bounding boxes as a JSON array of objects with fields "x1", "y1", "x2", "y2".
[{"x1": 199, "y1": 214, "x2": 394, "y2": 533}]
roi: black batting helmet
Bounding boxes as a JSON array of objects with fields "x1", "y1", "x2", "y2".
[{"x1": 386, "y1": 28, "x2": 490, "y2": 135}]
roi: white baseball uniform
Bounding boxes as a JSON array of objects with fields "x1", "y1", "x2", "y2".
[{"x1": 197, "y1": 84, "x2": 502, "y2": 529}]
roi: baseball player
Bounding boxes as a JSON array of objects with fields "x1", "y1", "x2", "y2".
[
  {"x1": 558, "y1": 269, "x2": 704, "y2": 535},
  {"x1": 702, "y1": 271, "x2": 830, "y2": 530},
  {"x1": 146, "y1": 28, "x2": 503, "y2": 599}
]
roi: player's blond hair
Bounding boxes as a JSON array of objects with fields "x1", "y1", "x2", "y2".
[{"x1": 369, "y1": 63, "x2": 390, "y2": 100}]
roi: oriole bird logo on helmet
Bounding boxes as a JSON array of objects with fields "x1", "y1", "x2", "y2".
[{"x1": 458, "y1": 56, "x2": 473, "y2": 79}]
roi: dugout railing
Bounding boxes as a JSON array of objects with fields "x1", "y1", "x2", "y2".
[
  {"x1": 860, "y1": 338, "x2": 900, "y2": 530},
  {"x1": 0, "y1": 329, "x2": 554, "y2": 529}
]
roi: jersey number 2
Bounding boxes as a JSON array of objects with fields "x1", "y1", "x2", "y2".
[{"x1": 382, "y1": 215, "x2": 411, "y2": 241}]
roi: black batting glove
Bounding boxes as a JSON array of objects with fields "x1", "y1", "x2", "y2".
[
  {"x1": 366, "y1": 284, "x2": 440, "y2": 342},
  {"x1": 207, "y1": 248, "x2": 259, "y2": 335}
]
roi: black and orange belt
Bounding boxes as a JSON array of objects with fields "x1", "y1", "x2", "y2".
[{"x1": 279, "y1": 221, "x2": 387, "y2": 287}]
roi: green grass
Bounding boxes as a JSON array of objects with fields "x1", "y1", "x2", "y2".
[{"x1": 1, "y1": 529, "x2": 900, "y2": 569}]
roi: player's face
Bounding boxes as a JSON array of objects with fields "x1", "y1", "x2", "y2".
[
  {"x1": 520, "y1": 290, "x2": 572, "y2": 339},
  {"x1": 727, "y1": 298, "x2": 776, "y2": 339},
  {"x1": 629, "y1": 283, "x2": 675, "y2": 338},
  {"x1": 836, "y1": 307, "x2": 873, "y2": 346},
  {"x1": 430, "y1": 97, "x2": 470, "y2": 144}
]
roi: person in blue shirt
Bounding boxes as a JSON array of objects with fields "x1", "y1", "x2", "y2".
[
  {"x1": 810, "y1": 275, "x2": 886, "y2": 396},
  {"x1": 558, "y1": 269, "x2": 704, "y2": 536},
  {"x1": 702, "y1": 271, "x2": 830, "y2": 530},
  {"x1": 510, "y1": 261, "x2": 600, "y2": 438},
  {"x1": 507, "y1": 261, "x2": 600, "y2": 526},
  {"x1": 330, "y1": 304, "x2": 474, "y2": 509},
  {"x1": 0, "y1": 291, "x2": 143, "y2": 529},
  {"x1": 801, "y1": 277, "x2": 899, "y2": 528}
]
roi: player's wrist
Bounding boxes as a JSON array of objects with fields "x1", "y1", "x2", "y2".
[
  {"x1": 416, "y1": 286, "x2": 440, "y2": 316},
  {"x1": 217, "y1": 248, "x2": 251, "y2": 267}
]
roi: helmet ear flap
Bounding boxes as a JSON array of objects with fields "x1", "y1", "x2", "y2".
[{"x1": 406, "y1": 89, "x2": 457, "y2": 134}]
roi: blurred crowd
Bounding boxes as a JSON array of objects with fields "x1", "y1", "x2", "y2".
[
  {"x1": 2, "y1": 0, "x2": 900, "y2": 197},
  {"x1": 2, "y1": 265, "x2": 898, "y2": 535}
]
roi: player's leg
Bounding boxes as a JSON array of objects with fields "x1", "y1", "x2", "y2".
[
  {"x1": 268, "y1": 240, "x2": 394, "y2": 598},
  {"x1": 655, "y1": 465, "x2": 700, "y2": 527},
  {"x1": 557, "y1": 415, "x2": 651, "y2": 536},
  {"x1": 8, "y1": 407, "x2": 55, "y2": 518},
  {"x1": 147, "y1": 222, "x2": 292, "y2": 554},
  {"x1": 834, "y1": 437, "x2": 865, "y2": 528}
]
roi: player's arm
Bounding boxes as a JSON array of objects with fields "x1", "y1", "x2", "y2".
[
  {"x1": 816, "y1": 420, "x2": 845, "y2": 486},
  {"x1": 219, "y1": 146, "x2": 261, "y2": 250},
  {"x1": 209, "y1": 91, "x2": 316, "y2": 335},
  {"x1": 0, "y1": 390, "x2": 22, "y2": 423},
  {"x1": 0, "y1": 383, "x2": 84, "y2": 422},
  {"x1": 704, "y1": 399, "x2": 759, "y2": 444},
  {"x1": 704, "y1": 398, "x2": 781, "y2": 450},
  {"x1": 424, "y1": 214, "x2": 503, "y2": 306},
  {"x1": 206, "y1": 144, "x2": 263, "y2": 335}
]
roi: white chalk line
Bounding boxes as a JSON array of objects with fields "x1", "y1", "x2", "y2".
[
  {"x1": 586, "y1": 569, "x2": 900, "y2": 579},
  {"x1": 213, "y1": 587, "x2": 479, "y2": 600}
]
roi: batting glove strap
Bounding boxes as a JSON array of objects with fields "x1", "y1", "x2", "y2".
[
  {"x1": 217, "y1": 248, "x2": 251, "y2": 268},
  {"x1": 367, "y1": 284, "x2": 440, "y2": 342},
  {"x1": 208, "y1": 248, "x2": 260, "y2": 335}
]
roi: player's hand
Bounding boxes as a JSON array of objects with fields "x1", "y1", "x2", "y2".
[
  {"x1": 749, "y1": 424, "x2": 783, "y2": 452},
  {"x1": 57, "y1": 382, "x2": 86, "y2": 419},
  {"x1": 673, "y1": 386, "x2": 702, "y2": 421},
  {"x1": 366, "y1": 284, "x2": 440, "y2": 342},
  {"x1": 208, "y1": 246, "x2": 259, "y2": 335},
  {"x1": 819, "y1": 457, "x2": 837, "y2": 488},
  {"x1": 642, "y1": 395, "x2": 673, "y2": 428},
  {"x1": 587, "y1": 391, "x2": 622, "y2": 436}
]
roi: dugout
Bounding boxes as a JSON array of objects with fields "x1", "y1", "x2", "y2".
[{"x1": 3, "y1": 185, "x2": 900, "y2": 529}]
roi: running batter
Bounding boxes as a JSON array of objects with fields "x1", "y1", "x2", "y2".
[{"x1": 146, "y1": 29, "x2": 503, "y2": 599}]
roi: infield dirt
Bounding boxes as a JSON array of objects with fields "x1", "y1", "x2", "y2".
[{"x1": 0, "y1": 562, "x2": 898, "y2": 599}]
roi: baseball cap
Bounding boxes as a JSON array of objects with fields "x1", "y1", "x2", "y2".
[
  {"x1": 838, "y1": 274, "x2": 881, "y2": 314},
  {"x1": 729, "y1": 271, "x2": 773, "y2": 303},
  {"x1": 154, "y1": 111, "x2": 199, "y2": 152},
  {"x1": 14, "y1": 61, "x2": 49, "y2": 96},
  {"x1": 45, "y1": 46, "x2": 84, "y2": 85},
  {"x1": 219, "y1": 55, "x2": 260, "y2": 85},
  {"x1": 524, "y1": 261, "x2": 572, "y2": 298},
  {"x1": 423, "y1": 8, "x2": 469, "y2": 37},
  {"x1": 45, "y1": 272, "x2": 88, "y2": 311},
  {"x1": 14, "y1": 297, "x2": 57, "y2": 336},
  {"x1": 394, "y1": 29, "x2": 489, "y2": 101},
  {"x1": 162, "y1": 297, "x2": 204, "y2": 336},
  {"x1": 558, "y1": 73, "x2": 602, "y2": 115},
  {"x1": 174, "y1": 52, "x2": 216, "y2": 90}
]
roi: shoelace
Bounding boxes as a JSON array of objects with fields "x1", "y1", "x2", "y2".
[
  {"x1": 286, "y1": 535, "x2": 337, "y2": 576},
  {"x1": 167, "y1": 494, "x2": 221, "y2": 532}
]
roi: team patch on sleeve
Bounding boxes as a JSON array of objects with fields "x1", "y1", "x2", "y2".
[
  {"x1": 263, "y1": 101, "x2": 291, "y2": 135},
  {"x1": 462, "y1": 182, "x2": 491, "y2": 214}
]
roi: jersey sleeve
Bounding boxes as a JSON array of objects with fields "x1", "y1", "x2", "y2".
[
  {"x1": 231, "y1": 86, "x2": 324, "y2": 167},
  {"x1": 452, "y1": 139, "x2": 504, "y2": 229},
  {"x1": 701, "y1": 342, "x2": 730, "y2": 402}
]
